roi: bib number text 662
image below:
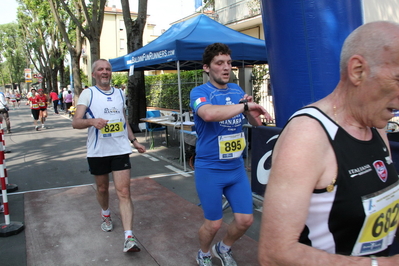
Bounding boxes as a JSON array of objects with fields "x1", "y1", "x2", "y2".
[{"x1": 372, "y1": 203, "x2": 399, "y2": 238}]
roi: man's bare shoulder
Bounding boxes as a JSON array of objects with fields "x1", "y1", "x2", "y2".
[{"x1": 276, "y1": 115, "x2": 333, "y2": 156}]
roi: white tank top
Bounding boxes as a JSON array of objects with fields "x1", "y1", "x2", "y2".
[{"x1": 85, "y1": 87, "x2": 131, "y2": 157}]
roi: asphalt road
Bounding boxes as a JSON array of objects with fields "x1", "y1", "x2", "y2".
[{"x1": 0, "y1": 102, "x2": 263, "y2": 266}]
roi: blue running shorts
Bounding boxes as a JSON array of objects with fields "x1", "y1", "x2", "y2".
[{"x1": 195, "y1": 166, "x2": 253, "y2": 220}]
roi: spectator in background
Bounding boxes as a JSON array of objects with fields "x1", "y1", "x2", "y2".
[
  {"x1": 49, "y1": 89, "x2": 59, "y2": 114},
  {"x1": 64, "y1": 90, "x2": 73, "y2": 114},
  {"x1": 58, "y1": 89, "x2": 64, "y2": 111},
  {"x1": 62, "y1": 88, "x2": 68, "y2": 111},
  {"x1": 121, "y1": 85, "x2": 128, "y2": 106}
]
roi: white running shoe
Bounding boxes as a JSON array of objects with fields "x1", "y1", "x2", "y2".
[
  {"x1": 101, "y1": 213, "x2": 113, "y2": 232},
  {"x1": 123, "y1": 236, "x2": 141, "y2": 252},
  {"x1": 196, "y1": 251, "x2": 213, "y2": 266},
  {"x1": 212, "y1": 242, "x2": 237, "y2": 266}
]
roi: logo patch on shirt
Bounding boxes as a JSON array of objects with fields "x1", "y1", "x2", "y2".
[
  {"x1": 104, "y1": 107, "x2": 120, "y2": 114},
  {"x1": 373, "y1": 160, "x2": 388, "y2": 182},
  {"x1": 348, "y1": 164, "x2": 372, "y2": 178},
  {"x1": 194, "y1": 97, "x2": 206, "y2": 109},
  {"x1": 107, "y1": 97, "x2": 112, "y2": 102}
]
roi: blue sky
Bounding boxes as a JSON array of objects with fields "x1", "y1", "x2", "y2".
[
  {"x1": 0, "y1": 0, "x2": 196, "y2": 34},
  {"x1": 0, "y1": 0, "x2": 18, "y2": 24}
]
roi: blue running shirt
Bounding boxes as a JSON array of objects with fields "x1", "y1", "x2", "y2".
[{"x1": 190, "y1": 82, "x2": 246, "y2": 169}]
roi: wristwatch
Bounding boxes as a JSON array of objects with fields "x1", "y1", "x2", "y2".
[
  {"x1": 239, "y1": 99, "x2": 249, "y2": 112},
  {"x1": 130, "y1": 138, "x2": 137, "y2": 144}
]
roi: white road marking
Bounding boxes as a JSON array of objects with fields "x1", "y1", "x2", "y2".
[{"x1": 165, "y1": 165, "x2": 192, "y2": 177}]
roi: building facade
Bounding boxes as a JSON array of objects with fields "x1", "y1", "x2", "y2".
[{"x1": 81, "y1": 5, "x2": 158, "y2": 84}]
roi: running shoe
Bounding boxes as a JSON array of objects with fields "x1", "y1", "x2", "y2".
[
  {"x1": 212, "y1": 242, "x2": 237, "y2": 266},
  {"x1": 35, "y1": 126, "x2": 39, "y2": 131},
  {"x1": 196, "y1": 251, "x2": 213, "y2": 266},
  {"x1": 123, "y1": 236, "x2": 141, "y2": 252},
  {"x1": 101, "y1": 213, "x2": 113, "y2": 232}
]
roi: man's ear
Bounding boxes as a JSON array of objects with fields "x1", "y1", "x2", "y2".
[
  {"x1": 347, "y1": 55, "x2": 366, "y2": 86},
  {"x1": 203, "y1": 64, "x2": 209, "y2": 73}
]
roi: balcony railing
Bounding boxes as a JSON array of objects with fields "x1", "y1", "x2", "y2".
[{"x1": 215, "y1": 0, "x2": 261, "y2": 25}]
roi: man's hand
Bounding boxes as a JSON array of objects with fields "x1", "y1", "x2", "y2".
[
  {"x1": 91, "y1": 118, "x2": 109, "y2": 130},
  {"x1": 133, "y1": 142, "x2": 146, "y2": 153},
  {"x1": 240, "y1": 94, "x2": 254, "y2": 103}
]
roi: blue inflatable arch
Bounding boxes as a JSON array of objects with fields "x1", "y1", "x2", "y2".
[{"x1": 261, "y1": 0, "x2": 363, "y2": 127}]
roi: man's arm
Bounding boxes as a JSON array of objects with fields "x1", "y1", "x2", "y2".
[
  {"x1": 197, "y1": 101, "x2": 268, "y2": 126},
  {"x1": 72, "y1": 104, "x2": 108, "y2": 130}
]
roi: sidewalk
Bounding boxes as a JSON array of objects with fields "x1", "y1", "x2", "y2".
[{"x1": 0, "y1": 104, "x2": 262, "y2": 266}]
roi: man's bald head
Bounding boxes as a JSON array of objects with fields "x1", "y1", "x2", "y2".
[{"x1": 340, "y1": 21, "x2": 399, "y2": 77}]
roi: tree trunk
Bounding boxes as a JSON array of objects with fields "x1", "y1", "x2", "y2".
[
  {"x1": 89, "y1": 36, "x2": 100, "y2": 85},
  {"x1": 71, "y1": 51, "x2": 82, "y2": 103},
  {"x1": 51, "y1": 66, "x2": 58, "y2": 92},
  {"x1": 121, "y1": 0, "x2": 148, "y2": 127},
  {"x1": 128, "y1": 71, "x2": 146, "y2": 126},
  {"x1": 59, "y1": 61, "x2": 65, "y2": 90}
]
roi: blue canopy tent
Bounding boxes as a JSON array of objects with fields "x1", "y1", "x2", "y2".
[
  {"x1": 109, "y1": 14, "x2": 267, "y2": 71},
  {"x1": 109, "y1": 14, "x2": 268, "y2": 170}
]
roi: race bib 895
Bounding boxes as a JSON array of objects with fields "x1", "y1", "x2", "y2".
[{"x1": 218, "y1": 132, "x2": 246, "y2": 159}]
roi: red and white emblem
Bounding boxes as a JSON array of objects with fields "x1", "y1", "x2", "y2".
[{"x1": 373, "y1": 160, "x2": 388, "y2": 182}]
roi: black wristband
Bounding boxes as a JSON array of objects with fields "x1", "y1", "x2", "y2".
[
  {"x1": 130, "y1": 138, "x2": 137, "y2": 144},
  {"x1": 239, "y1": 99, "x2": 249, "y2": 112}
]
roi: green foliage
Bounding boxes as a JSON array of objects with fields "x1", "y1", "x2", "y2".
[
  {"x1": 145, "y1": 70, "x2": 203, "y2": 110},
  {"x1": 61, "y1": 66, "x2": 70, "y2": 87},
  {"x1": 247, "y1": 0, "x2": 261, "y2": 16},
  {"x1": 0, "y1": 23, "x2": 25, "y2": 86},
  {"x1": 60, "y1": 67, "x2": 87, "y2": 88},
  {"x1": 252, "y1": 64, "x2": 269, "y2": 104},
  {"x1": 80, "y1": 69, "x2": 88, "y2": 87},
  {"x1": 112, "y1": 72, "x2": 128, "y2": 86}
]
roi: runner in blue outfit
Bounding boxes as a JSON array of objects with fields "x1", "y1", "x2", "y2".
[{"x1": 190, "y1": 43, "x2": 273, "y2": 266}]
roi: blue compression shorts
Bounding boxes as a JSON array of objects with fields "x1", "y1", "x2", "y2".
[{"x1": 195, "y1": 166, "x2": 253, "y2": 221}]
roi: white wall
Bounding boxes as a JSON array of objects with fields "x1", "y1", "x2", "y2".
[{"x1": 363, "y1": 0, "x2": 399, "y2": 23}]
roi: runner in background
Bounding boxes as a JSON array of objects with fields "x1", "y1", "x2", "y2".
[{"x1": 27, "y1": 88, "x2": 41, "y2": 131}]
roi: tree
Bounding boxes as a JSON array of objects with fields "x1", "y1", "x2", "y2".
[
  {"x1": 120, "y1": 0, "x2": 148, "y2": 127},
  {"x1": 0, "y1": 23, "x2": 25, "y2": 88},
  {"x1": 48, "y1": 0, "x2": 84, "y2": 98},
  {"x1": 203, "y1": 0, "x2": 215, "y2": 11},
  {"x1": 18, "y1": 0, "x2": 67, "y2": 92},
  {"x1": 58, "y1": 0, "x2": 106, "y2": 80}
]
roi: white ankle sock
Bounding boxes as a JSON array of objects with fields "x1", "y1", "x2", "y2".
[
  {"x1": 124, "y1": 230, "x2": 133, "y2": 239},
  {"x1": 199, "y1": 249, "x2": 211, "y2": 258},
  {"x1": 101, "y1": 209, "x2": 110, "y2": 216},
  {"x1": 219, "y1": 241, "x2": 231, "y2": 253}
]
